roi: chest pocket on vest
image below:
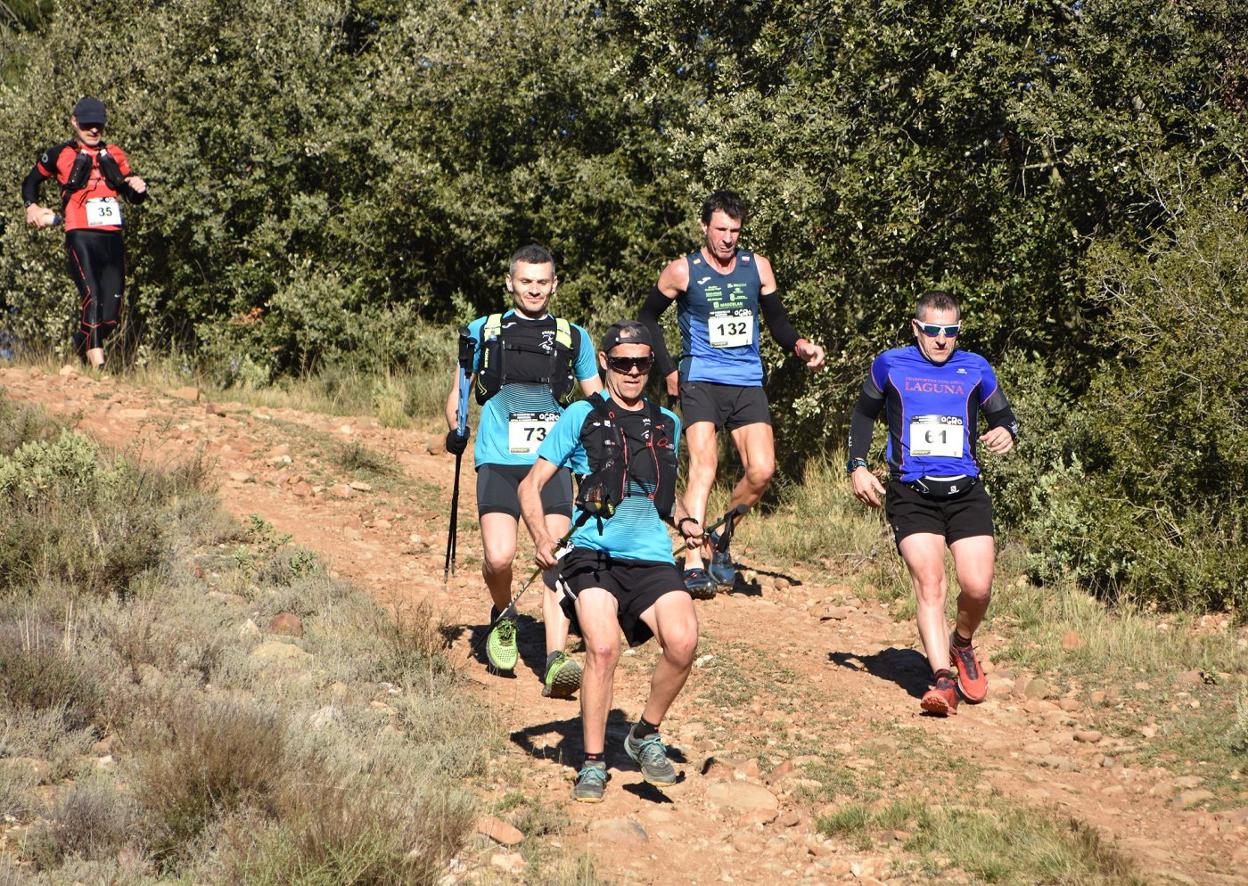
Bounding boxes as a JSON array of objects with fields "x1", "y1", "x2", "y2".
[
  {"x1": 576, "y1": 395, "x2": 677, "y2": 522},
  {"x1": 474, "y1": 314, "x2": 577, "y2": 405}
]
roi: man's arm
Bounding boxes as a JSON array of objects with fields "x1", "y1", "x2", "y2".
[
  {"x1": 639, "y1": 258, "x2": 688, "y2": 397},
  {"x1": 573, "y1": 327, "x2": 604, "y2": 397},
  {"x1": 979, "y1": 385, "x2": 1018, "y2": 455},
  {"x1": 848, "y1": 373, "x2": 886, "y2": 508},
  {"x1": 519, "y1": 458, "x2": 561, "y2": 568},
  {"x1": 22, "y1": 159, "x2": 51, "y2": 227},
  {"x1": 755, "y1": 255, "x2": 826, "y2": 370}
]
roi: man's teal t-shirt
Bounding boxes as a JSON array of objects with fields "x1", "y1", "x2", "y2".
[
  {"x1": 536, "y1": 395, "x2": 682, "y2": 563},
  {"x1": 465, "y1": 310, "x2": 598, "y2": 469}
]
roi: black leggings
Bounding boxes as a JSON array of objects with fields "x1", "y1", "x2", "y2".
[{"x1": 65, "y1": 230, "x2": 125, "y2": 353}]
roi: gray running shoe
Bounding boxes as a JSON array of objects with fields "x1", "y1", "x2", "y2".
[
  {"x1": 572, "y1": 761, "x2": 608, "y2": 802},
  {"x1": 707, "y1": 549, "x2": 736, "y2": 587},
  {"x1": 542, "y1": 651, "x2": 582, "y2": 699},
  {"x1": 624, "y1": 725, "x2": 678, "y2": 785}
]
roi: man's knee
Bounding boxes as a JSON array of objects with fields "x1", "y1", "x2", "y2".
[
  {"x1": 584, "y1": 636, "x2": 621, "y2": 669},
  {"x1": 912, "y1": 574, "x2": 948, "y2": 605},
  {"x1": 481, "y1": 547, "x2": 515, "y2": 577},
  {"x1": 958, "y1": 583, "x2": 992, "y2": 605},
  {"x1": 743, "y1": 458, "x2": 774, "y2": 490},
  {"x1": 662, "y1": 625, "x2": 699, "y2": 669}
]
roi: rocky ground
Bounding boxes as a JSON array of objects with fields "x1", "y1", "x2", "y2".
[{"x1": 3, "y1": 364, "x2": 1246, "y2": 884}]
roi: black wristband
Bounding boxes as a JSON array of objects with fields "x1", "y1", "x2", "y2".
[{"x1": 677, "y1": 516, "x2": 699, "y2": 532}]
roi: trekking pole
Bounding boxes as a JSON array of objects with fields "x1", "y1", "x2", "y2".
[
  {"x1": 444, "y1": 333, "x2": 475, "y2": 582},
  {"x1": 470, "y1": 510, "x2": 593, "y2": 657},
  {"x1": 674, "y1": 503, "x2": 749, "y2": 556}
]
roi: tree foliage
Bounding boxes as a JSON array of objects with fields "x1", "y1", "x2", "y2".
[{"x1": 1, "y1": 0, "x2": 1245, "y2": 607}]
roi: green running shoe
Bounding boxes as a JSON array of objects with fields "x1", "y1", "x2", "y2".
[
  {"x1": 624, "y1": 725, "x2": 678, "y2": 785},
  {"x1": 485, "y1": 614, "x2": 518, "y2": 673},
  {"x1": 572, "y1": 761, "x2": 608, "y2": 802},
  {"x1": 542, "y1": 651, "x2": 582, "y2": 699}
]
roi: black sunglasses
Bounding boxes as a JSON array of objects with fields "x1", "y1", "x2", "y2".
[{"x1": 606, "y1": 355, "x2": 654, "y2": 374}]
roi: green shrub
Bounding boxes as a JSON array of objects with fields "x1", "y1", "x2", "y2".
[
  {"x1": 0, "y1": 431, "x2": 176, "y2": 598},
  {"x1": 223, "y1": 776, "x2": 474, "y2": 886},
  {"x1": 998, "y1": 179, "x2": 1248, "y2": 611},
  {"x1": 0, "y1": 632, "x2": 101, "y2": 735}
]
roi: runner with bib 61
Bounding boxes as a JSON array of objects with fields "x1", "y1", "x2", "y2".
[{"x1": 847, "y1": 291, "x2": 1018, "y2": 716}]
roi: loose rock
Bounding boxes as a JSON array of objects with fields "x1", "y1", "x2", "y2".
[
  {"x1": 476, "y1": 814, "x2": 523, "y2": 847},
  {"x1": 268, "y1": 612, "x2": 304, "y2": 637},
  {"x1": 705, "y1": 781, "x2": 780, "y2": 824},
  {"x1": 588, "y1": 817, "x2": 649, "y2": 845}
]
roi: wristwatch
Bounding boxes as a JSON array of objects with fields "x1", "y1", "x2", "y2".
[{"x1": 846, "y1": 457, "x2": 869, "y2": 475}]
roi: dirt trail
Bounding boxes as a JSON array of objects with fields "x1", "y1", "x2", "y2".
[{"x1": 4, "y1": 365, "x2": 1244, "y2": 884}]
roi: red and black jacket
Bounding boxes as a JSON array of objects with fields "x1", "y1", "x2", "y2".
[{"x1": 21, "y1": 141, "x2": 145, "y2": 233}]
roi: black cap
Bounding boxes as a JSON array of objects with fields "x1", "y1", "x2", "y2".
[
  {"x1": 600, "y1": 319, "x2": 653, "y2": 354},
  {"x1": 72, "y1": 97, "x2": 107, "y2": 127}
]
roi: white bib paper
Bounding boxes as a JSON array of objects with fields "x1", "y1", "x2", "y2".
[
  {"x1": 908, "y1": 415, "x2": 964, "y2": 458},
  {"x1": 708, "y1": 309, "x2": 754, "y2": 348},
  {"x1": 508, "y1": 411, "x2": 558, "y2": 455},
  {"x1": 86, "y1": 197, "x2": 122, "y2": 227}
]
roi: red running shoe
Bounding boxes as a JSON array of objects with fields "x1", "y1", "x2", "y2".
[
  {"x1": 921, "y1": 673, "x2": 960, "y2": 716},
  {"x1": 949, "y1": 632, "x2": 988, "y2": 703}
]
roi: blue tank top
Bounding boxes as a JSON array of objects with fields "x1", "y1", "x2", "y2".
[
  {"x1": 677, "y1": 249, "x2": 763, "y2": 386},
  {"x1": 867, "y1": 346, "x2": 1004, "y2": 481}
]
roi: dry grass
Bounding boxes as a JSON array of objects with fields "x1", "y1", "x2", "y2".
[
  {"x1": 25, "y1": 776, "x2": 138, "y2": 869},
  {"x1": 0, "y1": 397, "x2": 493, "y2": 881},
  {"x1": 132, "y1": 699, "x2": 287, "y2": 865}
]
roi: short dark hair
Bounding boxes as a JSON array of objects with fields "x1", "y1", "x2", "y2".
[
  {"x1": 700, "y1": 190, "x2": 748, "y2": 225},
  {"x1": 916, "y1": 290, "x2": 961, "y2": 321},
  {"x1": 600, "y1": 319, "x2": 653, "y2": 354},
  {"x1": 509, "y1": 244, "x2": 556, "y2": 277}
]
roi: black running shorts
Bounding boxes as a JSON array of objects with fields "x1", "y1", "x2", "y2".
[
  {"x1": 476, "y1": 463, "x2": 572, "y2": 518},
  {"x1": 679, "y1": 381, "x2": 771, "y2": 431},
  {"x1": 556, "y1": 548, "x2": 687, "y2": 647},
  {"x1": 884, "y1": 478, "x2": 994, "y2": 549}
]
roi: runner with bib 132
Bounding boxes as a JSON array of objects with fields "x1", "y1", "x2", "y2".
[
  {"x1": 847, "y1": 290, "x2": 1018, "y2": 716},
  {"x1": 444, "y1": 244, "x2": 602, "y2": 696},
  {"x1": 639, "y1": 190, "x2": 825, "y2": 599}
]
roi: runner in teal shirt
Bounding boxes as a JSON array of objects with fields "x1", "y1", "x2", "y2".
[{"x1": 443, "y1": 245, "x2": 601, "y2": 697}]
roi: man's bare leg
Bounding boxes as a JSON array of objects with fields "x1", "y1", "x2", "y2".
[
  {"x1": 574, "y1": 588, "x2": 622, "y2": 755},
  {"x1": 681, "y1": 421, "x2": 718, "y2": 571},
  {"x1": 637, "y1": 591, "x2": 700, "y2": 725},
  {"x1": 541, "y1": 512, "x2": 573, "y2": 654},
  {"x1": 898, "y1": 532, "x2": 951, "y2": 675},
  {"x1": 479, "y1": 512, "x2": 518, "y2": 612}
]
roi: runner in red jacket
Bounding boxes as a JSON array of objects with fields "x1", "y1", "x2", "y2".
[{"x1": 21, "y1": 97, "x2": 148, "y2": 369}]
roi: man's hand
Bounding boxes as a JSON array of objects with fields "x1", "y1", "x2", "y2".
[
  {"x1": 534, "y1": 534, "x2": 560, "y2": 570},
  {"x1": 795, "y1": 339, "x2": 826, "y2": 371},
  {"x1": 678, "y1": 516, "x2": 704, "y2": 549},
  {"x1": 445, "y1": 429, "x2": 469, "y2": 456},
  {"x1": 126, "y1": 175, "x2": 147, "y2": 194},
  {"x1": 979, "y1": 427, "x2": 1015, "y2": 455},
  {"x1": 25, "y1": 204, "x2": 47, "y2": 227},
  {"x1": 664, "y1": 371, "x2": 679, "y2": 398},
  {"x1": 851, "y1": 466, "x2": 885, "y2": 508}
]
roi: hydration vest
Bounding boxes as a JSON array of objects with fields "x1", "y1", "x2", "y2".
[
  {"x1": 575, "y1": 392, "x2": 678, "y2": 522},
  {"x1": 473, "y1": 313, "x2": 577, "y2": 406}
]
